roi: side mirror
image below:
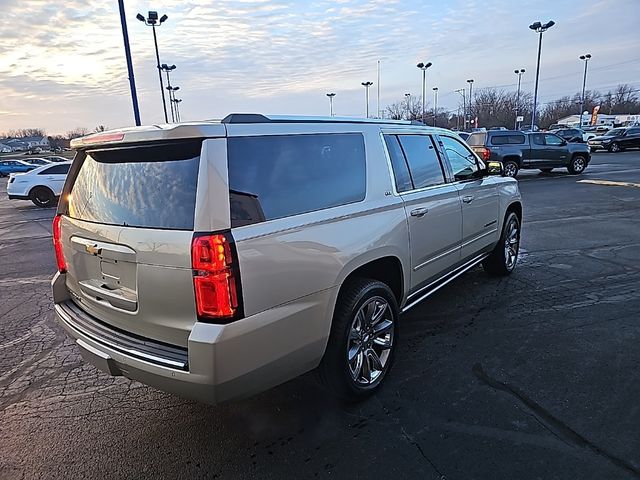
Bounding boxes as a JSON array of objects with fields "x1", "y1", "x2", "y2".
[{"x1": 485, "y1": 161, "x2": 503, "y2": 176}]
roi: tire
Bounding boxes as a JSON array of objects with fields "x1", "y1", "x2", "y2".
[
  {"x1": 539, "y1": 168, "x2": 553, "y2": 173},
  {"x1": 483, "y1": 211, "x2": 521, "y2": 276},
  {"x1": 29, "y1": 186, "x2": 55, "y2": 208},
  {"x1": 567, "y1": 155, "x2": 587, "y2": 175},
  {"x1": 609, "y1": 142, "x2": 620, "y2": 153},
  {"x1": 318, "y1": 278, "x2": 398, "y2": 401},
  {"x1": 503, "y1": 160, "x2": 519, "y2": 178}
]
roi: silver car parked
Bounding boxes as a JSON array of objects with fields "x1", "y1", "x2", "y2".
[{"x1": 52, "y1": 114, "x2": 522, "y2": 403}]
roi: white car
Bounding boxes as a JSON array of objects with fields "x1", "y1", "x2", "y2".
[{"x1": 7, "y1": 162, "x2": 71, "y2": 207}]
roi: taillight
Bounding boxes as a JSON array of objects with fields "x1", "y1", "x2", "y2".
[
  {"x1": 480, "y1": 147, "x2": 491, "y2": 161},
  {"x1": 191, "y1": 233, "x2": 242, "y2": 321},
  {"x1": 52, "y1": 215, "x2": 67, "y2": 273}
]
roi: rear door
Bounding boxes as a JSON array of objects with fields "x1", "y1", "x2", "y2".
[
  {"x1": 528, "y1": 133, "x2": 547, "y2": 166},
  {"x1": 39, "y1": 163, "x2": 69, "y2": 195},
  {"x1": 384, "y1": 133, "x2": 462, "y2": 290},
  {"x1": 437, "y1": 134, "x2": 499, "y2": 261},
  {"x1": 58, "y1": 141, "x2": 204, "y2": 347},
  {"x1": 624, "y1": 128, "x2": 640, "y2": 147}
]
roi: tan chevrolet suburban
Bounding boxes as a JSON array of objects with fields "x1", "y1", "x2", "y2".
[{"x1": 52, "y1": 114, "x2": 522, "y2": 403}]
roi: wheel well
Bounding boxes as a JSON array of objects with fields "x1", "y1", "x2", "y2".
[
  {"x1": 502, "y1": 156, "x2": 521, "y2": 166},
  {"x1": 29, "y1": 185, "x2": 54, "y2": 198},
  {"x1": 571, "y1": 152, "x2": 588, "y2": 159},
  {"x1": 340, "y1": 256, "x2": 403, "y2": 305},
  {"x1": 506, "y1": 201, "x2": 522, "y2": 222}
]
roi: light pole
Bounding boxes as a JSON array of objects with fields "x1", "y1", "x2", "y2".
[
  {"x1": 161, "y1": 64, "x2": 176, "y2": 122},
  {"x1": 432, "y1": 87, "x2": 438, "y2": 127},
  {"x1": 416, "y1": 62, "x2": 432, "y2": 124},
  {"x1": 118, "y1": 0, "x2": 141, "y2": 125},
  {"x1": 467, "y1": 79, "x2": 474, "y2": 128},
  {"x1": 166, "y1": 86, "x2": 180, "y2": 122},
  {"x1": 377, "y1": 60, "x2": 381, "y2": 118},
  {"x1": 404, "y1": 93, "x2": 411, "y2": 120},
  {"x1": 455, "y1": 88, "x2": 466, "y2": 129},
  {"x1": 137, "y1": 11, "x2": 169, "y2": 123},
  {"x1": 361, "y1": 81, "x2": 373, "y2": 118},
  {"x1": 514, "y1": 68, "x2": 525, "y2": 129},
  {"x1": 529, "y1": 20, "x2": 555, "y2": 131},
  {"x1": 173, "y1": 98, "x2": 182, "y2": 122},
  {"x1": 579, "y1": 54, "x2": 592, "y2": 128},
  {"x1": 326, "y1": 92, "x2": 336, "y2": 116}
]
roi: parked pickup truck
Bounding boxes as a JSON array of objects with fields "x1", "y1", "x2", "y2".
[{"x1": 467, "y1": 130, "x2": 591, "y2": 177}]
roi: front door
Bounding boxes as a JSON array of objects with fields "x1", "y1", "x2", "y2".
[
  {"x1": 543, "y1": 133, "x2": 570, "y2": 166},
  {"x1": 437, "y1": 134, "x2": 500, "y2": 260}
]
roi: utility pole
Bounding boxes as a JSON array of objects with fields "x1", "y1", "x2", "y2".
[{"x1": 117, "y1": 0, "x2": 141, "y2": 125}]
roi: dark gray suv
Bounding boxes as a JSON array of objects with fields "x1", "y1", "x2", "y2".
[{"x1": 467, "y1": 130, "x2": 591, "y2": 177}]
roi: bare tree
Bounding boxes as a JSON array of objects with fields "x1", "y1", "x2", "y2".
[
  {"x1": 66, "y1": 128, "x2": 89, "y2": 139},
  {"x1": 94, "y1": 125, "x2": 109, "y2": 133}
]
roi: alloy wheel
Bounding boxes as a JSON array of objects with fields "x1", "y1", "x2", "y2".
[
  {"x1": 347, "y1": 296, "x2": 395, "y2": 386},
  {"x1": 503, "y1": 217, "x2": 520, "y2": 271},
  {"x1": 504, "y1": 162, "x2": 517, "y2": 177},
  {"x1": 572, "y1": 157, "x2": 586, "y2": 173}
]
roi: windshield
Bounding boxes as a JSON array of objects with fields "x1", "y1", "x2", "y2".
[
  {"x1": 66, "y1": 141, "x2": 201, "y2": 230},
  {"x1": 605, "y1": 128, "x2": 625, "y2": 136}
]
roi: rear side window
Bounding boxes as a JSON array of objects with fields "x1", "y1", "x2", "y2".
[
  {"x1": 383, "y1": 135, "x2": 413, "y2": 193},
  {"x1": 531, "y1": 134, "x2": 545, "y2": 145},
  {"x1": 397, "y1": 135, "x2": 444, "y2": 189},
  {"x1": 228, "y1": 133, "x2": 365, "y2": 227},
  {"x1": 491, "y1": 134, "x2": 525, "y2": 145},
  {"x1": 66, "y1": 141, "x2": 201, "y2": 230},
  {"x1": 39, "y1": 164, "x2": 70, "y2": 175}
]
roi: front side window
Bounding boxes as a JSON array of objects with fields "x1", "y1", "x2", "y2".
[
  {"x1": 440, "y1": 135, "x2": 479, "y2": 181},
  {"x1": 396, "y1": 135, "x2": 444, "y2": 189},
  {"x1": 544, "y1": 134, "x2": 564, "y2": 146},
  {"x1": 227, "y1": 133, "x2": 365, "y2": 227}
]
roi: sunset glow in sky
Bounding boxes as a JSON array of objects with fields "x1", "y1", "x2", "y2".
[{"x1": 1, "y1": 0, "x2": 639, "y2": 134}]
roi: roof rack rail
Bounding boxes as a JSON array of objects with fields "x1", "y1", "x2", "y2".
[{"x1": 220, "y1": 113, "x2": 415, "y2": 125}]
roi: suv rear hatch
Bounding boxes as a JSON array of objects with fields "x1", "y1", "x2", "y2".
[{"x1": 58, "y1": 140, "x2": 203, "y2": 347}]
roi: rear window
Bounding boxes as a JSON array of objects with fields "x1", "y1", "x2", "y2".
[
  {"x1": 66, "y1": 141, "x2": 201, "y2": 230},
  {"x1": 228, "y1": 133, "x2": 365, "y2": 227},
  {"x1": 490, "y1": 134, "x2": 525, "y2": 145},
  {"x1": 466, "y1": 132, "x2": 486, "y2": 146}
]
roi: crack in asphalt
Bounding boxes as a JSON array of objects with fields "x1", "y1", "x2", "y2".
[{"x1": 472, "y1": 363, "x2": 640, "y2": 478}]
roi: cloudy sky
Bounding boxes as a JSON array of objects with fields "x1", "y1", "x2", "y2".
[{"x1": 1, "y1": 0, "x2": 639, "y2": 134}]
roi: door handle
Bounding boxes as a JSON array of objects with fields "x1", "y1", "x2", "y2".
[
  {"x1": 410, "y1": 207, "x2": 429, "y2": 217},
  {"x1": 462, "y1": 195, "x2": 475, "y2": 204}
]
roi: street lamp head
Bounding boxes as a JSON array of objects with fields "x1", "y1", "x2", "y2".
[
  {"x1": 433, "y1": 87, "x2": 438, "y2": 91},
  {"x1": 417, "y1": 62, "x2": 424, "y2": 68},
  {"x1": 467, "y1": 79, "x2": 474, "y2": 83},
  {"x1": 147, "y1": 11, "x2": 158, "y2": 24},
  {"x1": 529, "y1": 21, "x2": 542, "y2": 30},
  {"x1": 543, "y1": 20, "x2": 555, "y2": 29},
  {"x1": 425, "y1": 62, "x2": 432, "y2": 68},
  {"x1": 514, "y1": 69, "x2": 519, "y2": 74},
  {"x1": 160, "y1": 14, "x2": 168, "y2": 24},
  {"x1": 362, "y1": 81, "x2": 373, "y2": 87},
  {"x1": 326, "y1": 92, "x2": 335, "y2": 98},
  {"x1": 136, "y1": 13, "x2": 145, "y2": 22},
  {"x1": 585, "y1": 53, "x2": 591, "y2": 59},
  {"x1": 521, "y1": 68, "x2": 525, "y2": 73}
]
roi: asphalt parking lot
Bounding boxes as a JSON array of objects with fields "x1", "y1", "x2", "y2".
[{"x1": 1, "y1": 151, "x2": 639, "y2": 480}]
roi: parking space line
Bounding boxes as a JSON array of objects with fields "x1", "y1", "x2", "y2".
[{"x1": 578, "y1": 179, "x2": 640, "y2": 188}]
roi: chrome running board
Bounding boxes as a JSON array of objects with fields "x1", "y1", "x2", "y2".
[{"x1": 402, "y1": 252, "x2": 489, "y2": 313}]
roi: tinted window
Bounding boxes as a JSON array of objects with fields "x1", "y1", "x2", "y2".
[
  {"x1": 491, "y1": 134, "x2": 525, "y2": 145},
  {"x1": 532, "y1": 134, "x2": 545, "y2": 145},
  {"x1": 628, "y1": 128, "x2": 640, "y2": 135},
  {"x1": 228, "y1": 134, "x2": 365, "y2": 227},
  {"x1": 544, "y1": 134, "x2": 564, "y2": 146},
  {"x1": 397, "y1": 135, "x2": 444, "y2": 189},
  {"x1": 67, "y1": 141, "x2": 201, "y2": 230},
  {"x1": 39, "y1": 164, "x2": 70, "y2": 175},
  {"x1": 440, "y1": 135, "x2": 479, "y2": 181},
  {"x1": 384, "y1": 135, "x2": 413, "y2": 193}
]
